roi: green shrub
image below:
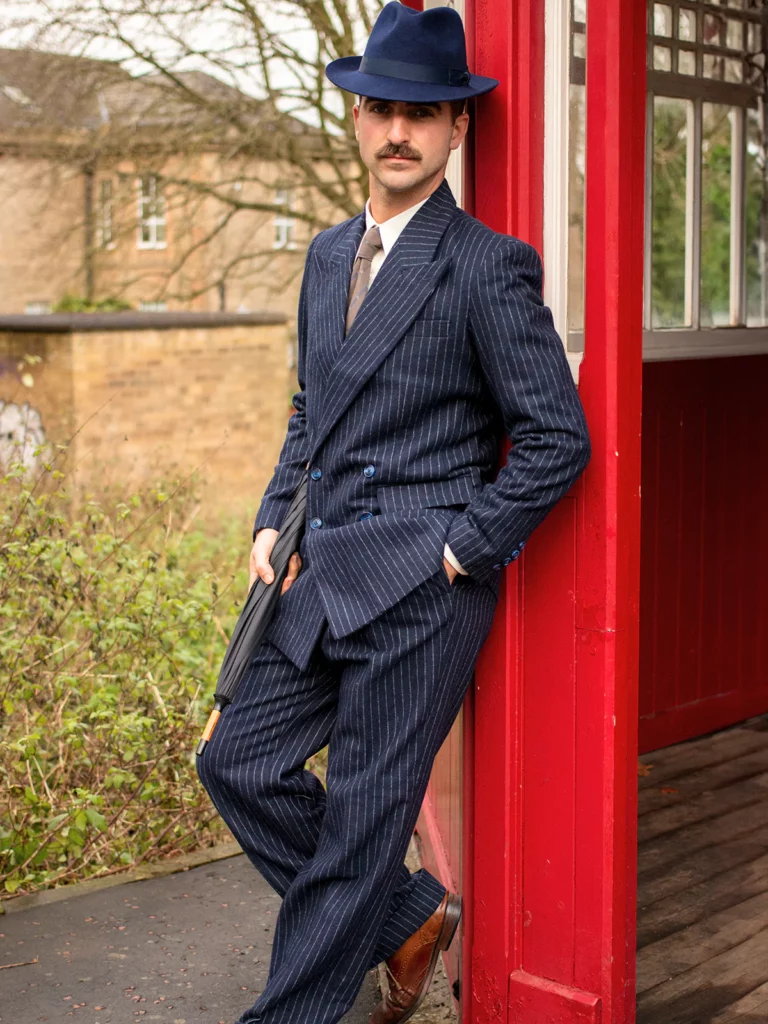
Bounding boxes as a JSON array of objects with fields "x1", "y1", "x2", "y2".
[{"x1": 0, "y1": 443, "x2": 247, "y2": 899}]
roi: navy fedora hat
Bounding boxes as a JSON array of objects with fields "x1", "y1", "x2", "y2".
[{"x1": 325, "y1": 2, "x2": 498, "y2": 103}]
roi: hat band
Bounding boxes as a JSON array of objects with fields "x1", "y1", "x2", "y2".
[{"x1": 359, "y1": 55, "x2": 471, "y2": 88}]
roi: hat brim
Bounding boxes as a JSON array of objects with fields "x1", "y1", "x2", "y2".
[{"x1": 325, "y1": 55, "x2": 498, "y2": 102}]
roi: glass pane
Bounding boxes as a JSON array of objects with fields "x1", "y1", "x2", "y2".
[
  {"x1": 747, "y1": 22, "x2": 761, "y2": 53},
  {"x1": 700, "y1": 103, "x2": 732, "y2": 327},
  {"x1": 724, "y1": 57, "x2": 743, "y2": 82},
  {"x1": 726, "y1": 18, "x2": 744, "y2": 49},
  {"x1": 679, "y1": 49, "x2": 696, "y2": 75},
  {"x1": 745, "y1": 105, "x2": 768, "y2": 326},
  {"x1": 679, "y1": 9, "x2": 696, "y2": 42},
  {"x1": 651, "y1": 97, "x2": 691, "y2": 328},
  {"x1": 654, "y1": 3, "x2": 672, "y2": 36},
  {"x1": 567, "y1": 81, "x2": 586, "y2": 335},
  {"x1": 703, "y1": 53, "x2": 724, "y2": 79},
  {"x1": 155, "y1": 222, "x2": 166, "y2": 245},
  {"x1": 572, "y1": 0, "x2": 586, "y2": 24},
  {"x1": 654, "y1": 45, "x2": 672, "y2": 71},
  {"x1": 573, "y1": 31, "x2": 586, "y2": 59},
  {"x1": 703, "y1": 12, "x2": 725, "y2": 45}
]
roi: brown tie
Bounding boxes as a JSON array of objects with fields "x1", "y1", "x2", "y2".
[{"x1": 346, "y1": 224, "x2": 383, "y2": 333}]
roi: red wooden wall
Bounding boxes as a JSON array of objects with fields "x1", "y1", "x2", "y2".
[{"x1": 639, "y1": 355, "x2": 768, "y2": 754}]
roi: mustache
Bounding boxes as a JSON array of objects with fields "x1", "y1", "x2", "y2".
[{"x1": 376, "y1": 143, "x2": 421, "y2": 160}]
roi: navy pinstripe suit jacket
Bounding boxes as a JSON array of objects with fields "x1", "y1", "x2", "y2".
[{"x1": 253, "y1": 177, "x2": 591, "y2": 644}]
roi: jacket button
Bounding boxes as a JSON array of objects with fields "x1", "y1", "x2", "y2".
[
  {"x1": 503, "y1": 557, "x2": 511, "y2": 566},
  {"x1": 310, "y1": 517, "x2": 323, "y2": 529},
  {"x1": 492, "y1": 563, "x2": 501, "y2": 570},
  {"x1": 310, "y1": 468, "x2": 322, "y2": 480},
  {"x1": 363, "y1": 464, "x2": 376, "y2": 478},
  {"x1": 359, "y1": 511, "x2": 374, "y2": 520},
  {"x1": 511, "y1": 549, "x2": 520, "y2": 558}
]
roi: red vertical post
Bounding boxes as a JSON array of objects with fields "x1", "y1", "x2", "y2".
[{"x1": 466, "y1": 1, "x2": 645, "y2": 1023}]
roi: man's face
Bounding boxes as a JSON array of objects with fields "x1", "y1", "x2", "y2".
[{"x1": 353, "y1": 97, "x2": 469, "y2": 193}]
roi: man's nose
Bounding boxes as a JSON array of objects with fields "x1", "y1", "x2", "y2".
[{"x1": 387, "y1": 115, "x2": 411, "y2": 145}]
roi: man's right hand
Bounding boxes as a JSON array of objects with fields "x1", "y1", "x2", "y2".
[{"x1": 250, "y1": 528, "x2": 302, "y2": 595}]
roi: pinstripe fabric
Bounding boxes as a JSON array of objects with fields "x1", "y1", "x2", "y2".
[
  {"x1": 204, "y1": 176, "x2": 592, "y2": 1024},
  {"x1": 197, "y1": 568, "x2": 497, "y2": 1024},
  {"x1": 253, "y1": 177, "x2": 591, "y2": 643}
]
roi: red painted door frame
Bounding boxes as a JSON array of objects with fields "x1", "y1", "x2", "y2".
[{"x1": 466, "y1": 2, "x2": 645, "y2": 1024}]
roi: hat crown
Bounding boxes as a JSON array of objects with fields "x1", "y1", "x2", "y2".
[{"x1": 364, "y1": 2, "x2": 467, "y2": 71}]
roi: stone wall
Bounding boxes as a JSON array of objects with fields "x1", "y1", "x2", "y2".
[{"x1": 0, "y1": 311, "x2": 292, "y2": 525}]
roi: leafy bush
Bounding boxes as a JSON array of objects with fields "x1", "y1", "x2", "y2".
[
  {"x1": 53, "y1": 294, "x2": 133, "y2": 313},
  {"x1": 0, "y1": 442, "x2": 248, "y2": 899}
]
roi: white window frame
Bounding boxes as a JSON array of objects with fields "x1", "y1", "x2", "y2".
[
  {"x1": 544, "y1": 0, "x2": 580, "y2": 383},
  {"x1": 643, "y1": 0, "x2": 768, "y2": 361},
  {"x1": 137, "y1": 174, "x2": 167, "y2": 251},
  {"x1": 273, "y1": 187, "x2": 297, "y2": 250}
]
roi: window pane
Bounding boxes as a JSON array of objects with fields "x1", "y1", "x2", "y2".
[
  {"x1": 567, "y1": 81, "x2": 586, "y2": 335},
  {"x1": 679, "y1": 49, "x2": 696, "y2": 75},
  {"x1": 679, "y1": 9, "x2": 696, "y2": 42},
  {"x1": 654, "y1": 45, "x2": 672, "y2": 71},
  {"x1": 654, "y1": 3, "x2": 672, "y2": 36},
  {"x1": 745, "y1": 104, "x2": 768, "y2": 325},
  {"x1": 700, "y1": 103, "x2": 732, "y2": 326},
  {"x1": 651, "y1": 97, "x2": 690, "y2": 328}
]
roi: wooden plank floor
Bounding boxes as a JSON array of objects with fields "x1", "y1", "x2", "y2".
[{"x1": 637, "y1": 713, "x2": 768, "y2": 1024}]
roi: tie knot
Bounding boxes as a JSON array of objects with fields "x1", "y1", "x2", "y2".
[{"x1": 357, "y1": 224, "x2": 383, "y2": 261}]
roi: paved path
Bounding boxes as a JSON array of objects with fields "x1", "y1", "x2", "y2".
[{"x1": 0, "y1": 854, "x2": 379, "y2": 1024}]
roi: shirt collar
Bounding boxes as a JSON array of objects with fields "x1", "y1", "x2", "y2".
[{"x1": 363, "y1": 194, "x2": 431, "y2": 257}]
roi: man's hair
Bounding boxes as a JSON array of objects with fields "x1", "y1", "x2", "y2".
[{"x1": 359, "y1": 95, "x2": 467, "y2": 123}]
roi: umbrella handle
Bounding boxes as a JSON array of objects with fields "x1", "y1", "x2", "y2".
[{"x1": 196, "y1": 698, "x2": 226, "y2": 757}]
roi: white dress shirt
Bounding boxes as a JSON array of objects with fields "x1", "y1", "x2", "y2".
[{"x1": 357, "y1": 195, "x2": 468, "y2": 576}]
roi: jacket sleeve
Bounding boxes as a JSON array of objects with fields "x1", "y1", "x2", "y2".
[
  {"x1": 444, "y1": 236, "x2": 591, "y2": 580},
  {"x1": 252, "y1": 238, "x2": 315, "y2": 541}
]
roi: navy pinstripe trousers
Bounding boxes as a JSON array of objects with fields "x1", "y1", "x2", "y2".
[{"x1": 197, "y1": 566, "x2": 497, "y2": 1024}]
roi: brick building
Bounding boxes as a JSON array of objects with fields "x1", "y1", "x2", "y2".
[{"x1": 0, "y1": 49, "x2": 347, "y2": 320}]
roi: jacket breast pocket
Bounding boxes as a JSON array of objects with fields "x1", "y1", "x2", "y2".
[{"x1": 376, "y1": 471, "x2": 482, "y2": 513}]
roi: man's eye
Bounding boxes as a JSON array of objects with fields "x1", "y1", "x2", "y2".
[{"x1": 413, "y1": 108, "x2": 434, "y2": 117}]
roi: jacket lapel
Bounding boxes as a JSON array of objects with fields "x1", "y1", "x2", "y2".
[{"x1": 309, "y1": 178, "x2": 457, "y2": 460}]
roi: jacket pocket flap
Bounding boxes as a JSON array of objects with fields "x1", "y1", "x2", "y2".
[{"x1": 376, "y1": 472, "x2": 482, "y2": 512}]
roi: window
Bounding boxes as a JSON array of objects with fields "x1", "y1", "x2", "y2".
[
  {"x1": 138, "y1": 300, "x2": 167, "y2": 312},
  {"x1": 25, "y1": 301, "x2": 51, "y2": 315},
  {"x1": 644, "y1": 0, "x2": 768, "y2": 358},
  {"x1": 137, "y1": 174, "x2": 167, "y2": 250},
  {"x1": 97, "y1": 179, "x2": 114, "y2": 249},
  {"x1": 273, "y1": 187, "x2": 297, "y2": 250}
]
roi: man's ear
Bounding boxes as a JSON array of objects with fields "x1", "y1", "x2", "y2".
[
  {"x1": 352, "y1": 101, "x2": 360, "y2": 138},
  {"x1": 450, "y1": 111, "x2": 470, "y2": 151}
]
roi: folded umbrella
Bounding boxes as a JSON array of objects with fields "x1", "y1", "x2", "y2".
[{"x1": 196, "y1": 471, "x2": 308, "y2": 757}]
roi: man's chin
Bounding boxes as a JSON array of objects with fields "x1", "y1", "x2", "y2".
[{"x1": 374, "y1": 165, "x2": 433, "y2": 193}]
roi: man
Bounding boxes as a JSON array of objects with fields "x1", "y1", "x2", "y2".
[{"x1": 196, "y1": 5, "x2": 591, "y2": 1024}]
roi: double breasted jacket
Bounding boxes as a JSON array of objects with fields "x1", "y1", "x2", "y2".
[{"x1": 253, "y1": 177, "x2": 591, "y2": 653}]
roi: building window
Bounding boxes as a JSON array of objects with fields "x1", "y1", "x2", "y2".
[
  {"x1": 97, "y1": 179, "x2": 115, "y2": 249},
  {"x1": 643, "y1": 0, "x2": 768, "y2": 358},
  {"x1": 273, "y1": 187, "x2": 297, "y2": 250},
  {"x1": 138, "y1": 300, "x2": 167, "y2": 312},
  {"x1": 25, "y1": 301, "x2": 51, "y2": 315},
  {"x1": 137, "y1": 174, "x2": 167, "y2": 250}
]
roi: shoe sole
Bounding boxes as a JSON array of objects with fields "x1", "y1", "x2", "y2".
[{"x1": 389, "y1": 893, "x2": 463, "y2": 1024}]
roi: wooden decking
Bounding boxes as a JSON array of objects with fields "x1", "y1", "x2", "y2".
[{"x1": 637, "y1": 713, "x2": 768, "y2": 1023}]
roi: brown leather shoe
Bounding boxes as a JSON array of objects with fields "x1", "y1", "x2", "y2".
[{"x1": 369, "y1": 892, "x2": 462, "y2": 1024}]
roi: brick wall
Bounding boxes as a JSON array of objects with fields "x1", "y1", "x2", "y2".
[{"x1": 0, "y1": 312, "x2": 293, "y2": 526}]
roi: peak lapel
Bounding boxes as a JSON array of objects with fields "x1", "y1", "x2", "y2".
[
  {"x1": 309, "y1": 180, "x2": 457, "y2": 461},
  {"x1": 310, "y1": 213, "x2": 367, "y2": 383}
]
